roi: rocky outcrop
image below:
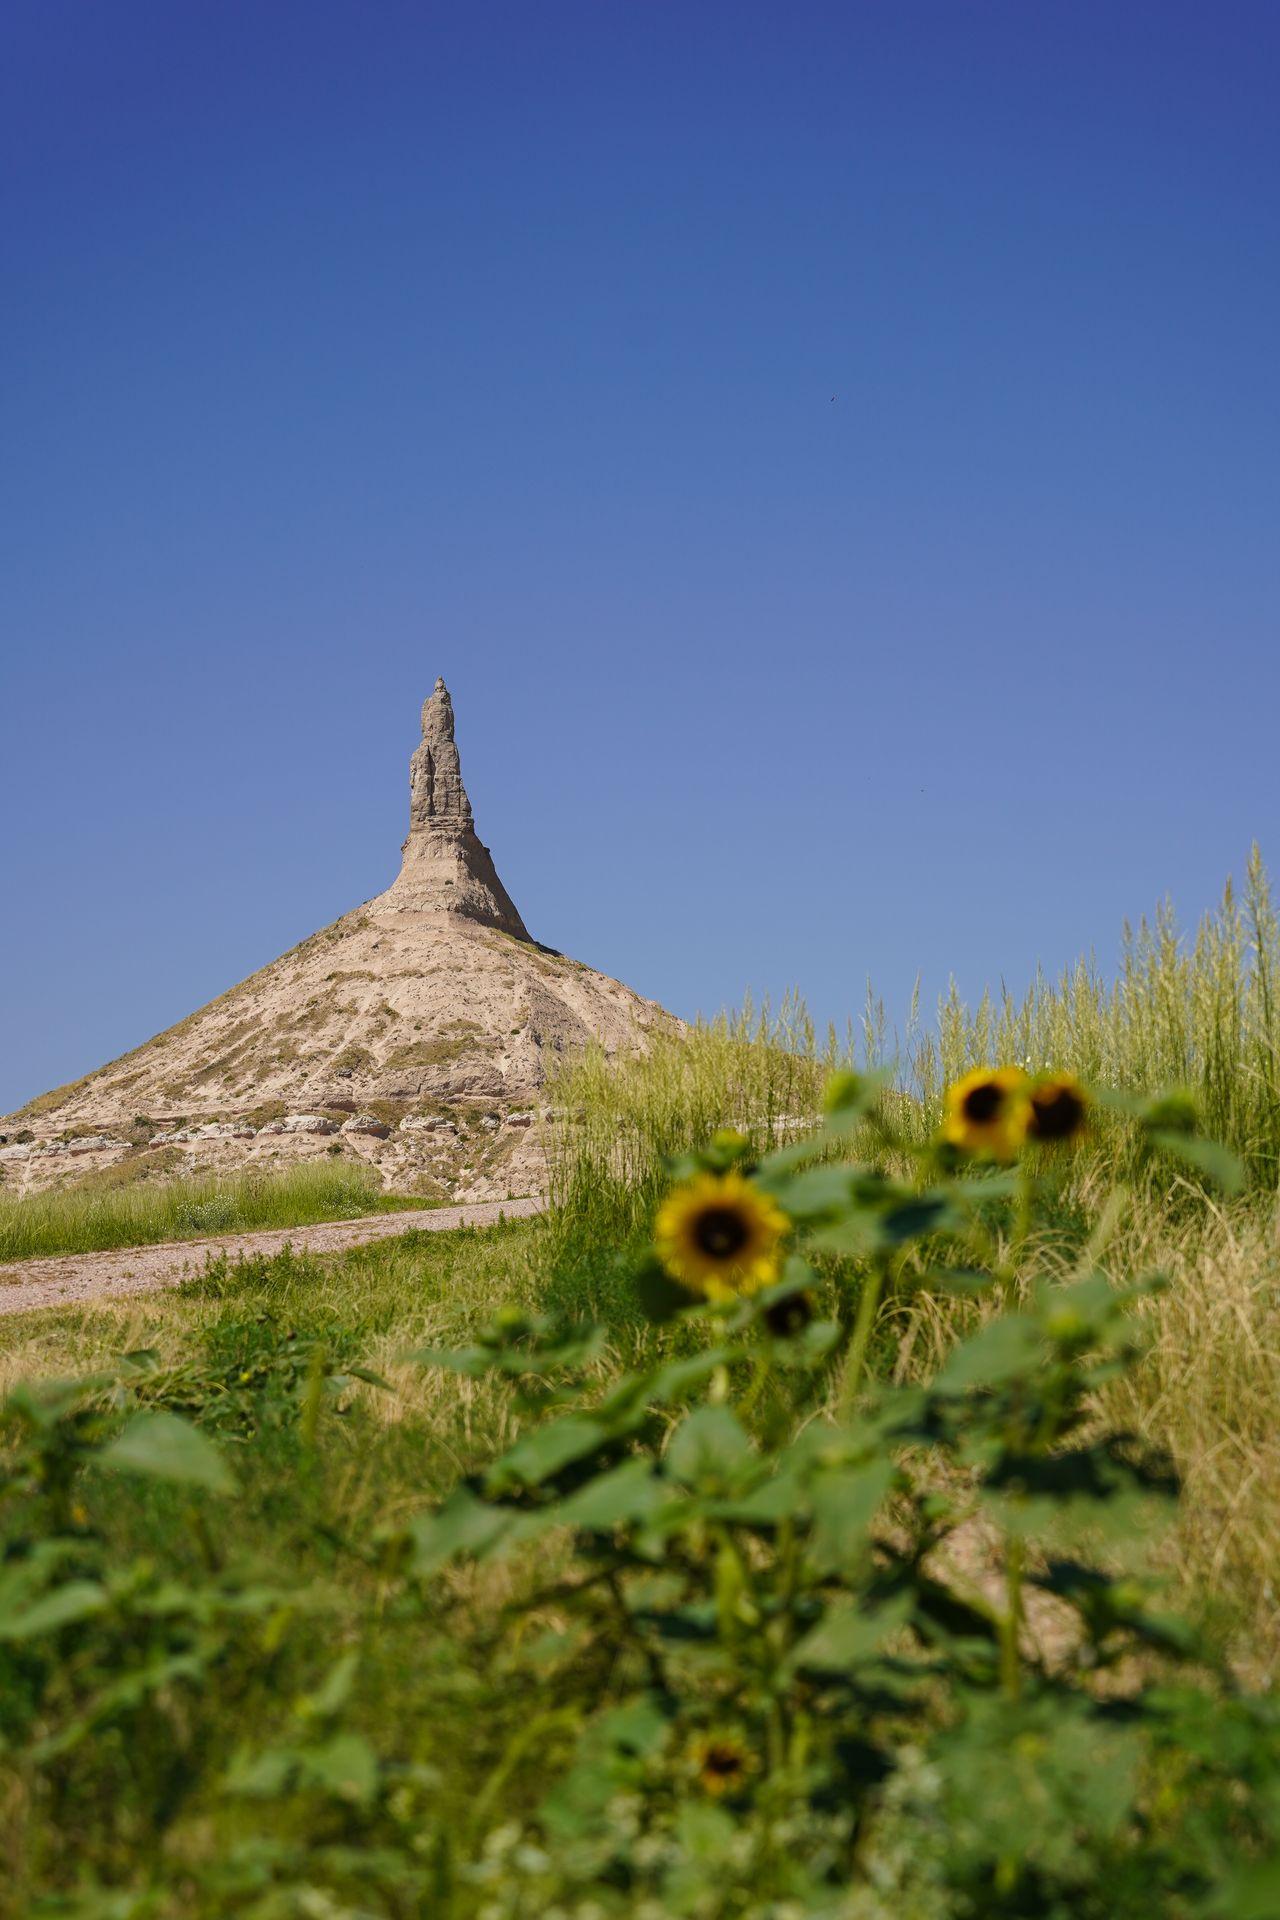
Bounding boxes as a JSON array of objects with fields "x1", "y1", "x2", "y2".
[
  {"x1": 385, "y1": 678, "x2": 530, "y2": 938},
  {"x1": 2, "y1": 679, "x2": 674, "y2": 1204}
]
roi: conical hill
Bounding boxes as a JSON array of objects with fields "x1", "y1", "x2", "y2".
[{"x1": 1, "y1": 683, "x2": 670, "y2": 1202}]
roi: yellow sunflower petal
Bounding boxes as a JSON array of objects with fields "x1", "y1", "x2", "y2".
[
  {"x1": 942, "y1": 1066, "x2": 1032, "y2": 1161},
  {"x1": 654, "y1": 1169, "x2": 788, "y2": 1299}
]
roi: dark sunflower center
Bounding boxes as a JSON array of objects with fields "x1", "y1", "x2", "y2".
[
  {"x1": 1031, "y1": 1087, "x2": 1085, "y2": 1139},
  {"x1": 693, "y1": 1206, "x2": 751, "y2": 1260},
  {"x1": 764, "y1": 1291, "x2": 815, "y2": 1338},
  {"x1": 962, "y1": 1083, "x2": 1004, "y2": 1124},
  {"x1": 703, "y1": 1744, "x2": 744, "y2": 1777}
]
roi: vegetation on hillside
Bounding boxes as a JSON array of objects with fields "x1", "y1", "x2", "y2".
[
  {"x1": 549, "y1": 844, "x2": 1280, "y2": 1235},
  {"x1": 1, "y1": 854, "x2": 1278, "y2": 1914},
  {"x1": 912, "y1": 844, "x2": 1280, "y2": 1183},
  {"x1": 0, "y1": 1162, "x2": 421, "y2": 1264}
]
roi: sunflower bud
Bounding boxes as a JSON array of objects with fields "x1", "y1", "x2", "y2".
[
  {"x1": 823, "y1": 1069, "x2": 865, "y2": 1115},
  {"x1": 763, "y1": 1289, "x2": 816, "y2": 1339},
  {"x1": 1143, "y1": 1090, "x2": 1198, "y2": 1136},
  {"x1": 706, "y1": 1127, "x2": 752, "y2": 1170},
  {"x1": 689, "y1": 1730, "x2": 756, "y2": 1797}
]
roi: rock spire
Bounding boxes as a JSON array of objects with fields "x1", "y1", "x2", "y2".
[{"x1": 387, "y1": 678, "x2": 530, "y2": 939}]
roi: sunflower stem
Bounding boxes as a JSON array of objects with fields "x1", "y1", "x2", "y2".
[
  {"x1": 734, "y1": 1351, "x2": 770, "y2": 1426},
  {"x1": 1000, "y1": 1533, "x2": 1025, "y2": 1700},
  {"x1": 1011, "y1": 1161, "x2": 1036, "y2": 1263},
  {"x1": 839, "y1": 1258, "x2": 888, "y2": 1416},
  {"x1": 991, "y1": 1160, "x2": 1037, "y2": 1303}
]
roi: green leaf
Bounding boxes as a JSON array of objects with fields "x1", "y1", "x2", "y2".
[
  {"x1": 709, "y1": 1468, "x2": 801, "y2": 1526},
  {"x1": 790, "y1": 1591, "x2": 912, "y2": 1672},
  {"x1": 762, "y1": 1071, "x2": 894, "y2": 1170},
  {"x1": 641, "y1": 1350, "x2": 740, "y2": 1407},
  {"x1": 399, "y1": 1345, "x2": 499, "y2": 1376},
  {"x1": 406, "y1": 1487, "x2": 518, "y2": 1574},
  {"x1": 223, "y1": 1746, "x2": 296, "y2": 1799},
  {"x1": 808, "y1": 1458, "x2": 897, "y2": 1575},
  {"x1": 0, "y1": 1580, "x2": 108, "y2": 1641},
  {"x1": 983, "y1": 1443, "x2": 1177, "y2": 1541},
  {"x1": 806, "y1": 1214, "x2": 885, "y2": 1258},
  {"x1": 343, "y1": 1365, "x2": 394, "y2": 1391},
  {"x1": 935, "y1": 1315, "x2": 1043, "y2": 1393},
  {"x1": 930, "y1": 1693, "x2": 1143, "y2": 1873},
  {"x1": 299, "y1": 1651, "x2": 360, "y2": 1721},
  {"x1": 4, "y1": 1377, "x2": 103, "y2": 1431},
  {"x1": 633, "y1": 1263, "x2": 702, "y2": 1321},
  {"x1": 764, "y1": 1164, "x2": 860, "y2": 1220},
  {"x1": 879, "y1": 1192, "x2": 961, "y2": 1243},
  {"x1": 1149, "y1": 1130, "x2": 1244, "y2": 1194},
  {"x1": 592, "y1": 1350, "x2": 739, "y2": 1430},
  {"x1": 1036, "y1": 1271, "x2": 1117, "y2": 1328},
  {"x1": 591, "y1": 1693, "x2": 669, "y2": 1758},
  {"x1": 485, "y1": 1414, "x2": 611, "y2": 1493},
  {"x1": 541, "y1": 1694, "x2": 670, "y2": 1841},
  {"x1": 1203, "y1": 1857, "x2": 1280, "y2": 1918},
  {"x1": 300, "y1": 1732, "x2": 380, "y2": 1805},
  {"x1": 822, "y1": 1068, "x2": 876, "y2": 1115},
  {"x1": 0, "y1": 1541, "x2": 80, "y2": 1613},
  {"x1": 118, "y1": 1347, "x2": 161, "y2": 1372},
  {"x1": 97, "y1": 1411, "x2": 235, "y2": 1495},
  {"x1": 915, "y1": 1266, "x2": 997, "y2": 1296},
  {"x1": 674, "y1": 1797, "x2": 739, "y2": 1860},
  {"x1": 665, "y1": 1406, "x2": 753, "y2": 1485},
  {"x1": 555, "y1": 1457, "x2": 672, "y2": 1530},
  {"x1": 1089, "y1": 1085, "x2": 1148, "y2": 1120},
  {"x1": 32, "y1": 1650, "x2": 212, "y2": 1762}
]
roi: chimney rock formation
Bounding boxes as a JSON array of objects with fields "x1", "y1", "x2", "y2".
[
  {"x1": 3, "y1": 678, "x2": 672, "y2": 1204},
  {"x1": 388, "y1": 678, "x2": 530, "y2": 940}
]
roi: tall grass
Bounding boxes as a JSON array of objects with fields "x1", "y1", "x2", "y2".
[
  {"x1": 910, "y1": 844, "x2": 1280, "y2": 1180},
  {"x1": 542, "y1": 995, "x2": 843, "y2": 1307},
  {"x1": 1114, "y1": 1189, "x2": 1280, "y2": 1679},
  {"x1": 543, "y1": 850, "x2": 1280, "y2": 1671},
  {"x1": 554, "y1": 850, "x2": 1280, "y2": 1217},
  {"x1": 0, "y1": 1161, "x2": 415, "y2": 1264}
]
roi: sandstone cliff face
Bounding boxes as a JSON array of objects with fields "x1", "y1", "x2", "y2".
[{"x1": 1, "y1": 682, "x2": 672, "y2": 1202}]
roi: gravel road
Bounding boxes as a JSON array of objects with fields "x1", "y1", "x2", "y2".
[{"x1": 0, "y1": 1196, "x2": 546, "y2": 1318}]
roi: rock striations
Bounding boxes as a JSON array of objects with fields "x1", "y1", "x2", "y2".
[{"x1": 1, "y1": 682, "x2": 671, "y2": 1203}]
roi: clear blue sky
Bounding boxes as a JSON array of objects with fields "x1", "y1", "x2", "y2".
[{"x1": 2, "y1": 1, "x2": 1278, "y2": 1113}]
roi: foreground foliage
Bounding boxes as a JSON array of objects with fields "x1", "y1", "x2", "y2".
[{"x1": 1, "y1": 1073, "x2": 1277, "y2": 1916}]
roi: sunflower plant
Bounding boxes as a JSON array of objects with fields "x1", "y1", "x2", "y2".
[{"x1": 402, "y1": 1070, "x2": 1277, "y2": 1918}]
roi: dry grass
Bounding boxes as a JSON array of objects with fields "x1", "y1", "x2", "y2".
[
  {"x1": 545, "y1": 964, "x2": 1280, "y2": 1679},
  {"x1": 1113, "y1": 1191, "x2": 1280, "y2": 1680}
]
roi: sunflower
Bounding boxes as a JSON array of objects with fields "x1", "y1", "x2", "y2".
[
  {"x1": 689, "y1": 1730, "x2": 756, "y2": 1796},
  {"x1": 654, "y1": 1170, "x2": 788, "y2": 1302},
  {"x1": 1027, "y1": 1072, "x2": 1089, "y2": 1144},
  {"x1": 942, "y1": 1066, "x2": 1031, "y2": 1160},
  {"x1": 763, "y1": 1288, "x2": 816, "y2": 1339}
]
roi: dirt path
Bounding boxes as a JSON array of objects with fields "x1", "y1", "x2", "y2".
[{"x1": 0, "y1": 1196, "x2": 546, "y2": 1318}]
